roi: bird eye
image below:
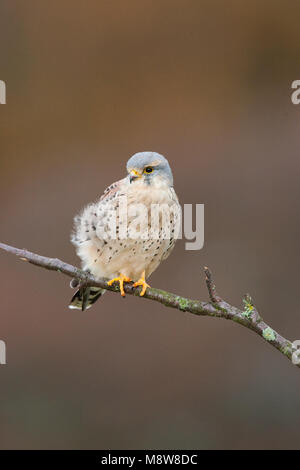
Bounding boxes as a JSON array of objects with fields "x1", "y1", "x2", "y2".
[{"x1": 144, "y1": 166, "x2": 153, "y2": 174}]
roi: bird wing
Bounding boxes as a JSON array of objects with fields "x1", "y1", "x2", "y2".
[
  {"x1": 71, "y1": 177, "x2": 127, "y2": 248},
  {"x1": 99, "y1": 177, "x2": 127, "y2": 203}
]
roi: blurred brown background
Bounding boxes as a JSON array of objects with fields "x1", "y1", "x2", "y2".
[{"x1": 1, "y1": 0, "x2": 300, "y2": 449}]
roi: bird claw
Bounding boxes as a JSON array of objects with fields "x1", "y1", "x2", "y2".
[
  {"x1": 107, "y1": 274, "x2": 132, "y2": 296},
  {"x1": 133, "y1": 272, "x2": 150, "y2": 296}
]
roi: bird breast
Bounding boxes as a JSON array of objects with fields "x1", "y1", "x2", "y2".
[{"x1": 74, "y1": 180, "x2": 180, "y2": 281}]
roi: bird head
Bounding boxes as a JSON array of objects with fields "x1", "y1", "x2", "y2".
[{"x1": 126, "y1": 151, "x2": 173, "y2": 187}]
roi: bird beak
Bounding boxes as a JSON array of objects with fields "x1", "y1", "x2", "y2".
[{"x1": 129, "y1": 169, "x2": 141, "y2": 183}]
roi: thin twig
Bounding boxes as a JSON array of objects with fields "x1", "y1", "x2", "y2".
[
  {"x1": 204, "y1": 266, "x2": 222, "y2": 304},
  {"x1": 0, "y1": 242, "x2": 297, "y2": 367}
]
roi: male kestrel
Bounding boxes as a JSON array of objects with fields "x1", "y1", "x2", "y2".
[{"x1": 69, "y1": 151, "x2": 180, "y2": 310}]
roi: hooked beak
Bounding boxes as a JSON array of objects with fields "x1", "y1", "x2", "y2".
[{"x1": 129, "y1": 169, "x2": 141, "y2": 183}]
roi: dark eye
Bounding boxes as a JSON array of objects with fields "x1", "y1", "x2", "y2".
[{"x1": 144, "y1": 166, "x2": 153, "y2": 174}]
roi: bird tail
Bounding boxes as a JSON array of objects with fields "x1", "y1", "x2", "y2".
[{"x1": 68, "y1": 285, "x2": 105, "y2": 311}]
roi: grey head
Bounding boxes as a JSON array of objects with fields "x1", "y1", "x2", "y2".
[{"x1": 126, "y1": 151, "x2": 173, "y2": 187}]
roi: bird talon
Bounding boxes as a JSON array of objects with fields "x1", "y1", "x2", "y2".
[
  {"x1": 107, "y1": 274, "x2": 131, "y2": 296},
  {"x1": 133, "y1": 271, "x2": 150, "y2": 296}
]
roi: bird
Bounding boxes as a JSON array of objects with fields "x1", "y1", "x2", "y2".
[{"x1": 69, "y1": 151, "x2": 180, "y2": 310}]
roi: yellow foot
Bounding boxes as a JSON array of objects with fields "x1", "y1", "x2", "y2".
[
  {"x1": 133, "y1": 271, "x2": 150, "y2": 296},
  {"x1": 107, "y1": 274, "x2": 132, "y2": 297}
]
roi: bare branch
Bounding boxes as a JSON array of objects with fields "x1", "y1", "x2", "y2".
[
  {"x1": 204, "y1": 266, "x2": 222, "y2": 304},
  {"x1": 0, "y1": 242, "x2": 296, "y2": 367}
]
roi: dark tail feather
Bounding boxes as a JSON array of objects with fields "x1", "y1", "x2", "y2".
[{"x1": 68, "y1": 286, "x2": 105, "y2": 311}]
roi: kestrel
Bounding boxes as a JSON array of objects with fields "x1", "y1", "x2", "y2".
[{"x1": 69, "y1": 151, "x2": 180, "y2": 310}]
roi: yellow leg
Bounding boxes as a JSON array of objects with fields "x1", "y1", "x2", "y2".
[
  {"x1": 107, "y1": 274, "x2": 132, "y2": 297},
  {"x1": 133, "y1": 271, "x2": 150, "y2": 296}
]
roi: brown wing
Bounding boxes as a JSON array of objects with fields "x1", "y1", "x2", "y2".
[
  {"x1": 99, "y1": 177, "x2": 127, "y2": 203},
  {"x1": 71, "y1": 177, "x2": 127, "y2": 248}
]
